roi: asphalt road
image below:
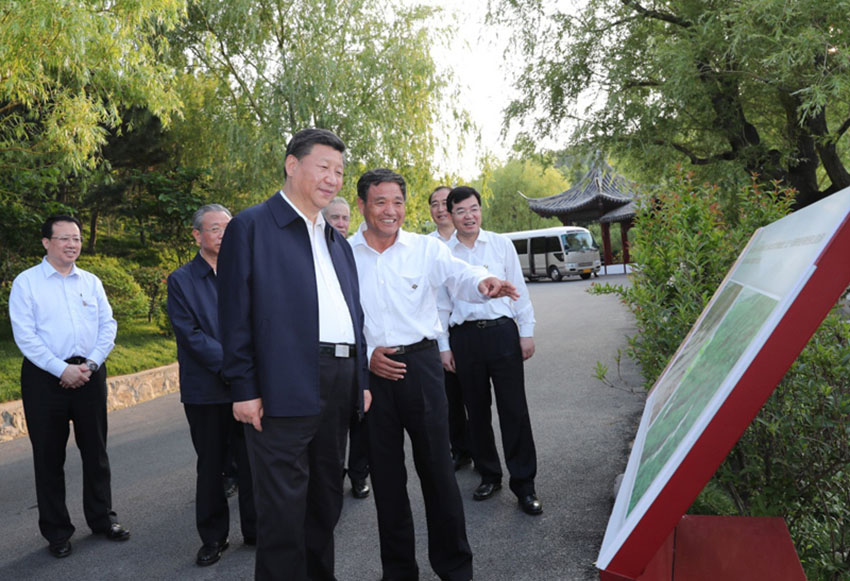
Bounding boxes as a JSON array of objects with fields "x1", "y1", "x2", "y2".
[{"x1": 0, "y1": 274, "x2": 645, "y2": 580}]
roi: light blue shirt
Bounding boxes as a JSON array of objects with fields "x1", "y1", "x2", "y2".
[{"x1": 9, "y1": 257, "x2": 117, "y2": 378}]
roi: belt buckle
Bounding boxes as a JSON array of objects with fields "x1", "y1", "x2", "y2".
[
  {"x1": 476, "y1": 320, "x2": 487, "y2": 329},
  {"x1": 394, "y1": 344, "x2": 406, "y2": 355},
  {"x1": 334, "y1": 344, "x2": 350, "y2": 358}
]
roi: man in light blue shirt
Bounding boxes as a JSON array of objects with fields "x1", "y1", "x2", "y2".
[{"x1": 8, "y1": 215, "x2": 128, "y2": 559}]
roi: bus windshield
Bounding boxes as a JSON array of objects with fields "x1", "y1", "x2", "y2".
[{"x1": 561, "y1": 231, "x2": 595, "y2": 251}]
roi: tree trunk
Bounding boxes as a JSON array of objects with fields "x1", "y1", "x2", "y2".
[{"x1": 88, "y1": 209, "x2": 99, "y2": 254}]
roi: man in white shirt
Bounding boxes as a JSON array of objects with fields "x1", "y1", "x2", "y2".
[
  {"x1": 9, "y1": 215, "x2": 129, "y2": 559},
  {"x1": 428, "y1": 185, "x2": 473, "y2": 471},
  {"x1": 438, "y1": 186, "x2": 542, "y2": 516},
  {"x1": 322, "y1": 196, "x2": 371, "y2": 500},
  {"x1": 350, "y1": 168, "x2": 519, "y2": 581}
]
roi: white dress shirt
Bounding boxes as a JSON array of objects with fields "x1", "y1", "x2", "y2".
[
  {"x1": 9, "y1": 258, "x2": 118, "y2": 378},
  {"x1": 429, "y1": 229, "x2": 453, "y2": 244},
  {"x1": 350, "y1": 225, "x2": 489, "y2": 362},
  {"x1": 437, "y1": 229, "x2": 535, "y2": 351},
  {"x1": 280, "y1": 192, "x2": 355, "y2": 344}
]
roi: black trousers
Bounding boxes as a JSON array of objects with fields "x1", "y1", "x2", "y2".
[
  {"x1": 20, "y1": 358, "x2": 115, "y2": 544},
  {"x1": 346, "y1": 412, "x2": 369, "y2": 482},
  {"x1": 449, "y1": 320, "x2": 537, "y2": 498},
  {"x1": 245, "y1": 354, "x2": 356, "y2": 581},
  {"x1": 368, "y1": 344, "x2": 473, "y2": 581},
  {"x1": 443, "y1": 370, "x2": 470, "y2": 458},
  {"x1": 184, "y1": 403, "x2": 256, "y2": 545}
]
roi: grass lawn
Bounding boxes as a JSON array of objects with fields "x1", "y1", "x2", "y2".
[{"x1": 0, "y1": 319, "x2": 176, "y2": 403}]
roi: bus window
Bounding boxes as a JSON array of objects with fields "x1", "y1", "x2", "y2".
[
  {"x1": 513, "y1": 239, "x2": 528, "y2": 254},
  {"x1": 562, "y1": 231, "x2": 594, "y2": 251},
  {"x1": 545, "y1": 237, "x2": 561, "y2": 253},
  {"x1": 531, "y1": 237, "x2": 546, "y2": 254}
]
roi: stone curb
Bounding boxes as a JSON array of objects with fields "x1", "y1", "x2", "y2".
[{"x1": 0, "y1": 362, "x2": 179, "y2": 443}]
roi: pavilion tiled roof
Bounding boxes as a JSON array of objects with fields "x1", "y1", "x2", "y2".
[{"x1": 526, "y1": 159, "x2": 637, "y2": 223}]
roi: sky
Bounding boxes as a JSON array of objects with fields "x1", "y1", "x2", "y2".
[
  {"x1": 411, "y1": 1, "x2": 526, "y2": 179},
  {"x1": 413, "y1": 1, "x2": 574, "y2": 180}
]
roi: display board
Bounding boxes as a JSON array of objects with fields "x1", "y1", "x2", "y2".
[{"x1": 597, "y1": 187, "x2": 850, "y2": 578}]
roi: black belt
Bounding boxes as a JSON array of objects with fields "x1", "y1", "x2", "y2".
[
  {"x1": 457, "y1": 316, "x2": 512, "y2": 330},
  {"x1": 65, "y1": 356, "x2": 86, "y2": 364},
  {"x1": 392, "y1": 338, "x2": 437, "y2": 355},
  {"x1": 319, "y1": 342, "x2": 355, "y2": 358}
]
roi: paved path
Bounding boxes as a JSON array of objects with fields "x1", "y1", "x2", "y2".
[{"x1": 0, "y1": 274, "x2": 645, "y2": 580}]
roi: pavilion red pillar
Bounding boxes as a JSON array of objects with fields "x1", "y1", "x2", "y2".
[
  {"x1": 621, "y1": 220, "x2": 632, "y2": 266},
  {"x1": 601, "y1": 222, "x2": 614, "y2": 273}
]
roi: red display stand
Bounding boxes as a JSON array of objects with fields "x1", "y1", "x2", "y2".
[{"x1": 600, "y1": 515, "x2": 806, "y2": 581}]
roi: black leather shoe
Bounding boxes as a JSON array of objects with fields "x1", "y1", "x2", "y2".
[
  {"x1": 518, "y1": 494, "x2": 543, "y2": 515},
  {"x1": 452, "y1": 452, "x2": 472, "y2": 471},
  {"x1": 101, "y1": 523, "x2": 130, "y2": 541},
  {"x1": 351, "y1": 478, "x2": 370, "y2": 499},
  {"x1": 196, "y1": 540, "x2": 229, "y2": 566},
  {"x1": 472, "y1": 481, "x2": 502, "y2": 501},
  {"x1": 48, "y1": 540, "x2": 72, "y2": 558},
  {"x1": 243, "y1": 535, "x2": 256, "y2": 546}
]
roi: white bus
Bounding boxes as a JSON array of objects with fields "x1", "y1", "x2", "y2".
[{"x1": 504, "y1": 226, "x2": 601, "y2": 281}]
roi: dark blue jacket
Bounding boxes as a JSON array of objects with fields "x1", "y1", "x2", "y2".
[
  {"x1": 217, "y1": 192, "x2": 369, "y2": 417},
  {"x1": 167, "y1": 252, "x2": 230, "y2": 404}
]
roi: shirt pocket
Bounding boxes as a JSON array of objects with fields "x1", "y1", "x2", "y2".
[{"x1": 398, "y1": 273, "x2": 427, "y2": 307}]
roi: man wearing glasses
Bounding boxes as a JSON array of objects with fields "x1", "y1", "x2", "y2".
[
  {"x1": 438, "y1": 186, "x2": 542, "y2": 516},
  {"x1": 167, "y1": 204, "x2": 257, "y2": 566},
  {"x1": 9, "y1": 215, "x2": 129, "y2": 559}
]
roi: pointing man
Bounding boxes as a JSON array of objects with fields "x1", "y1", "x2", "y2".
[{"x1": 350, "y1": 169, "x2": 519, "y2": 581}]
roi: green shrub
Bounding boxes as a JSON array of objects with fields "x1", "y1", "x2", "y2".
[
  {"x1": 590, "y1": 170, "x2": 850, "y2": 578},
  {"x1": 75, "y1": 255, "x2": 147, "y2": 321}
]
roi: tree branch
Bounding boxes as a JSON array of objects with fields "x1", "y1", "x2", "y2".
[
  {"x1": 620, "y1": 0, "x2": 692, "y2": 28},
  {"x1": 655, "y1": 139, "x2": 737, "y2": 165}
]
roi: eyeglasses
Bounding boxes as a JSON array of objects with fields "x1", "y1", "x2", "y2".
[
  {"x1": 199, "y1": 226, "x2": 227, "y2": 235},
  {"x1": 451, "y1": 206, "x2": 481, "y2": 217},
  {"x1": 50, "y1": 236, "x2": 82, "y2": 244}
]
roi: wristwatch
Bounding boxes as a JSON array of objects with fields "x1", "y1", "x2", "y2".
[{"x1": 86, "y1": 359, "x2": 99, "y2": 373}]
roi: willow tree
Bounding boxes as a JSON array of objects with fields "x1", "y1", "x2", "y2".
[
  {"x1": 174, "y1": 0, "x2": 464, "y2": 225},
  {"x1": 492, "y1": 0, "x2": 850, "y2": 208},
  {"x1": 0, "y1": 0, "x2": 186, "y2": 253}
]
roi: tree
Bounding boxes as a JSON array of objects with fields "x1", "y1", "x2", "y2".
[
  {"x1": 492, "y1": 0, "x2": 850, "y2": 208},
  {"x1": 474, "y1": 157, "x2": 564, "y2": 233},
  {"x1": 0, "y1": 0, "x2": 186, "y2": 256},
  {"x1": 171, "y1": 0, "x2": 465, "y2": 225}
]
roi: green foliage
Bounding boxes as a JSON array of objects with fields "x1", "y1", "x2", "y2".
[
  {"x1": 170, "y1": 0, "x2": 466, "y2": 227},
  {"x1": 715, "y1": 313, "x2": 850, "y2": 580},
  {"x1": 492, "y1": 0, "x2": 850, "y2": 208},
  {"x1": 75, "y1": 256, "x2": 147, "y2": 322},
  {"x1": 0, "y1": 0, "x2": 185, "y2": 177},
  {"x1": 0, "y1": 320, "x2": 177, "y2": 402},
  {"x1": 590, "y1": 169, "x2": 850, "y2": 577},
  {"x1": 595, "y1": 172, "x2": 794, "y2": 384},
  {"x1": 472, "y1": 158, "x2": 564, "y2": 233}
]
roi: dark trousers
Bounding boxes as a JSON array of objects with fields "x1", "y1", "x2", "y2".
[
  {"x1": 449, "y1": 320, "x2": 537, "y2": 498},
  {"x1": 184, "y1": 403, "x2": 256, "y2": 545},
  {"x1": 443, "y1": 370, "x2": 470, "y2": 458},
  {"x1": 347, "y1": 412, "x2": 369, "y2": 482},
  {"x1": 20, "y1": 358, "x2": 114, "y2": 544},
  {"x1": 245, "y1": 354, "x2": 356, "y2": 581},
  {"x1": 368, "y1": 344, "x2": 473, "y2": 581}
]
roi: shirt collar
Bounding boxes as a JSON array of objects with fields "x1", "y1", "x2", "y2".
[
  {"x1": 190, "y1": 251, "x2": 216, "y2": 279},
  {"x1": 39, "y1": 256, "x2": 78, "y2": 278},
  {"x1": 350, "y1": 223, "x2": 410, "y2": 251},
  {"x1": 448, "y1": 228, "x2": 490, "y2": 250},
  {"x1": 279, "y1": 190, "x2": 327, "y2": 230}
]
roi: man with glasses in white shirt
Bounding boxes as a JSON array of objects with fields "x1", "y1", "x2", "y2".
[
  {"x1": 350, "y1": 169, "x2": 519, "y2": 581},
  {"x1": 438, "y1": 186, "x2": 542, "y2": 516},
  {"x1": 9, "y1": 215, "x2": 129, "y2": 559}
]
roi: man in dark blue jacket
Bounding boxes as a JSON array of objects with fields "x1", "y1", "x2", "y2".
[
  {"x1": 167, "y1": 204, "x2": 256, "y2": 567},
  {"x1": 217, "y1": 128, "x2": 370, "y2": 581}
]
